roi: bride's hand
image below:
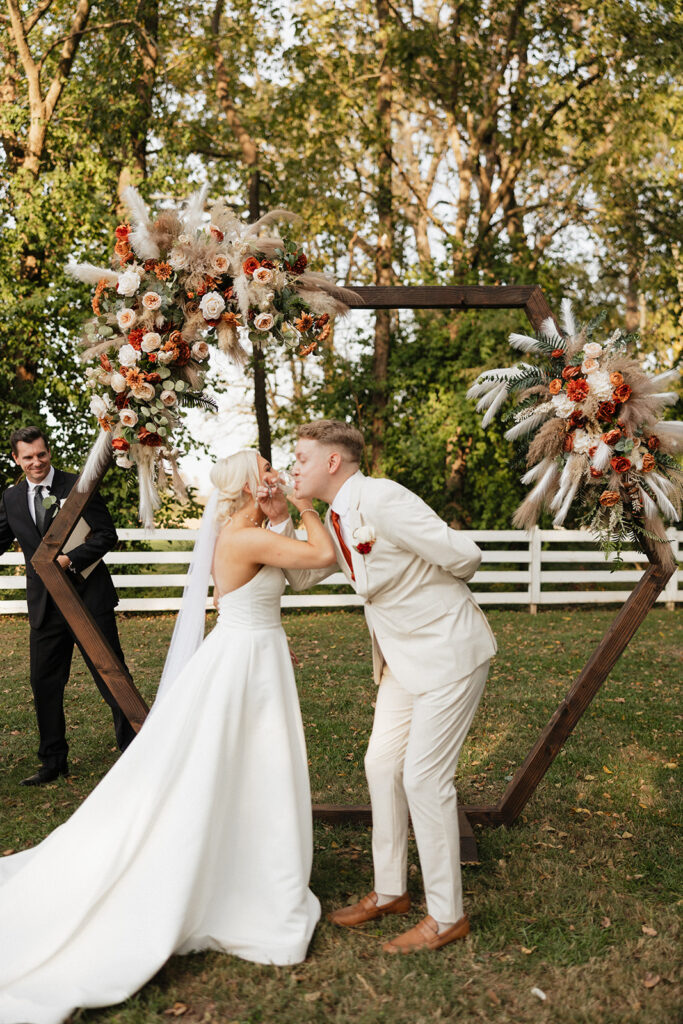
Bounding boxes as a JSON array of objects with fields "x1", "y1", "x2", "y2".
[{"x1": 256, "y1": 472, "x2": 290, "y2": 523}]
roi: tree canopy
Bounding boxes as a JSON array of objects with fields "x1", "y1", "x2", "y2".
[{"x1": 1, "y1": 0, "x2": 680, "y2": 524}]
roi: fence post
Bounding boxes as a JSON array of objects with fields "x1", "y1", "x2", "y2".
[
  {"x1": 529, "y1": 525, "x2": 541, "y2": 614},
  {"x1": 664, "y1": 528, "x2": 679, "y2": 610}
]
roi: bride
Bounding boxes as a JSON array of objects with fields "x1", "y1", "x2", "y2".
[{"x1": 0, "y1": 449, "x2": 336, "y2": 1024}]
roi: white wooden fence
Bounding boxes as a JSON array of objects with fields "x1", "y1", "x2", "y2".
[{"x1": 1, "y1": 527, "x2": 680, "y2": 614}]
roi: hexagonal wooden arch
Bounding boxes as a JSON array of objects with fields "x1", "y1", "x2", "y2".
[{"x1": 33, "y1": 285, "x2": 676, "y2": 862}]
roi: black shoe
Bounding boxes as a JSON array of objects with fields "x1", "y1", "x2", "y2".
[{"x1": 20, "y1": 763, "x2": 69, "y2": 786}]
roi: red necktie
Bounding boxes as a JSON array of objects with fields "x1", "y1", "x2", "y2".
[{"x1": 330, "y1": 510, "x2": 355, "y2": 580}]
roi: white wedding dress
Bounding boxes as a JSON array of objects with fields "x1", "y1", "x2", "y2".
[{"x1": 0, "y1": 564, "x2": 320, "y2": 1024}]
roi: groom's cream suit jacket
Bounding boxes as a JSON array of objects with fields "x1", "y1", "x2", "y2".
[{"x1": 285, "y1": 472, "x2": 496, "y2": 694}]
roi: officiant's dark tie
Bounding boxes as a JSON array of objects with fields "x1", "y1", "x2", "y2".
[
  {"x1": 33, "y1": 486, "x2": 49, "y2": 535},
  {"x1": 330, "y1": 510, "x2": 355, "y2": 580}
]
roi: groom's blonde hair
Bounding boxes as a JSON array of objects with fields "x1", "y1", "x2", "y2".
[
  {"x1": 298, "y1": 420, "x2": 364, "y2": 464},
  {"x1": 210, "y1": 450, "x2": 261, "y2": 525}
]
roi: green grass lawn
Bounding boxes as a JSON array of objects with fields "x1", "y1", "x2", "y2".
[{"x1": 1, "y1": 607, "x2": 680, "y2": 1023}]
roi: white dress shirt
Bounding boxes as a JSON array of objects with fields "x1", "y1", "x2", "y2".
[{"x1": 26, "y1": 467, "x2": 55, "y2": 525}]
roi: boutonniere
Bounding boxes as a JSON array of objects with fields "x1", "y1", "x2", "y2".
[
  {"x1": 42, "y1": 494, "x2": 58, "y2": 510},
  {"x1": 352, "y1": 524, "x2": 376, "y2": 554}
]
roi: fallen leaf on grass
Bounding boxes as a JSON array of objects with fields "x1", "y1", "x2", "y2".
[
  {"x1": 602, "y1": 766, "x2": 613, "y2": 774},
  {"x1": 620, "y1": 831, "x2": 634, "y2": 839},
  {"x1": 521, "y1": 946, "x2": 536, "y2": 955},
  {"x1": 163, "y1": 1004, "x2": 188, "y2": 1017},
  {"x1": 601, "y1": 917, "x2": 611, "y2": 928},
  {"x1": 642, "y1": 926, "x2": 658, "y2": 937},
  {"x1": 304, "y1": 991, "x2": 321, "y2": 1002},
  {"x1": 486, "y1": 989, "x2": 501, "y2": 1005},
  {"x1": 531, "y1": 987, "x2": 547, "y2": 1001},
  {"x1": 642, "y1": 973, "x2": 661, "y2": 989}
]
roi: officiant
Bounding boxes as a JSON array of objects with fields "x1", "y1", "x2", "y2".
[{"x1": 0, "y1": 426, "x2": 135, "y2": 786}]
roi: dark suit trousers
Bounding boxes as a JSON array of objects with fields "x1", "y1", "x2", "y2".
[{"x1": 29, "y1": 601, "x2": 136, "y2": 766}]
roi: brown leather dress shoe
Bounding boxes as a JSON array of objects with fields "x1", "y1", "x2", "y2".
[
  {"x1": 327, "y1": 891, "x2": 411, "y2": 927},
  {"x1": 382, "y1": 913, "x2": 470, "y2": 953}
]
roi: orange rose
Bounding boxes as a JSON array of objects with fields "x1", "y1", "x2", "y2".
[
  {"x1": 613, "y1": 383, "x2": 632, "y2": 403},
  {"x1": 590, "y1": 468, "x2": 603, "y2": 478},
  {"x1": 551, "y1": 348, "x2": 565, "y2": 359},
  {"x1": 114, "y1": 239, "x2": 130, "y2": 257},
  {"x1": 601, "y1": 428, "x2": 622, "y2": 446},
  {"x1": 243, "y1": 257, "x2": 260, "y2": 276},
  {"x1": 298, "y1": 341, "x2": 318, "y2": 357},
  {"x1": 641, "y1": 452, "x2": 656, "y2": 472},
  {"x1": 599, "y1": 490, "x2": 621, "y2": 507},
  {"x1": 112, "y1": 437, "x2": 130, "y2": 452},
  {"x1": 566, "y1": 378, "x2": 589, "y2": 402},
  {"x1": 562, "y1": 365, "x2": 583, "y2": 380},
  {"x1": 549, "y1": 378, "x2": 563, "y2": 394},
  {"x1": 115, "y1": 223, "x2": 130, "y2": 240},
  {"x1": 609, "y1": 371, "x2": 624, "y2": 386},
  {"x1": 647, "y1": 434, "x2": 660, "y2": 451},
  {"x1": 610, "y1": 456, "x2": 631, "y2": 474}
]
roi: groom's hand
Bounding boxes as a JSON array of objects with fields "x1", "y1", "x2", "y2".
[{"x1": 257, "y1": 474, "x2": 290, "y2": 525}]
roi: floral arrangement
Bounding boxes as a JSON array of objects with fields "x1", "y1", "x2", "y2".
[
  {"x1": 67, "y1": 186, "x2": 351, "y2": 526},
  {"x1": 467, "y1": 300, "x2": 682, "y2": 558}
]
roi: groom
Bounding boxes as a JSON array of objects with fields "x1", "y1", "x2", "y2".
[{"x1": 266, "y1": 419, "x2": 496, "y2": 953}]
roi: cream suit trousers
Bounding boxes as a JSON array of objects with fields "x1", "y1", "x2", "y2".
[{"x1": 364, "y1": 661, "x2": 489, "y2": 923}]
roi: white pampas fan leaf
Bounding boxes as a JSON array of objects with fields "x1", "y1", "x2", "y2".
[
  {"x1": 504, "y1": 410, "x2": 553, "y2": 441},
  {"x1": 77, "y1": 430, "x2": 113, "y2": 492},
  {"x1": 560, "y1": 298, "x2": 576, "y2": 338},
  {"x1": 121, "y1": 186, "x2": 160, "y2": 261}
]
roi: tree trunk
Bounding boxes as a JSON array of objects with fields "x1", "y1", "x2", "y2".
[{"x1": 371, "y1": 0, "x2": 393, "y2": 471}]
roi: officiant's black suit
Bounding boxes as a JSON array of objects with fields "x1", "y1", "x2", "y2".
[{"x1": 0, "y1": 468, "x2": 135, "y2": 770}]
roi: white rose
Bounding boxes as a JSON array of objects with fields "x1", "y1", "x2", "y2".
[
  {"x1": 116, "y1": 270, "x2": 140, "y2": 297},
  {"x1": 252, "y1": 266, "x2": 273, "y2": 285},
  {"x1": 142, "y1": 291, "x2": 162, "y2": 311},
  {"x1": 115, "y1": 455, "x2": 134, "y2": 469},
  {"x1": 191, "y1": 341, "x2": 210, "y2": 360},
  {"x1": 89, "y1": 394, "x2": 111, "y2": 418},
  {"x1": 131, "y1": 381, "x2": 155, "y2": 401},
  {"x1": 353, "y1": 525, "x2": 376, "y2": 544},
  {"x1": 212, "y1": 253, "x2": 229, "y2": 274},
  {"x1": 583, "y1": 342, "x2": 602, "y2": 358},
  {"x1": 589, "y1": 370, "x2": 613, "y2": 401},
  {"x1": 117, "y1": 344, "x2": 139, "y2": 367},
  {"x1": 178, "y1": 233, "x2": 191, "y2": 245},
  {"x1": 159, "y1": 389, "x2": 177, "y2": 407},
  {"x1": 157, "y1": 349, "x2": 175, "y2": 365},
  {"x1": 254, "y1": 312, "x2": 274, "y2": 331},
  {"x1": 168, "y1": 250, "x2": 188, "y2": 271},
  {"x1": 551, "y1": 392, "x2": 575, "y2": 419},
  {"x1": 119, "y1": 408, "x2": 139, "y2": 428},
  {"x1": 116, "y1": 308, "x2": 137, "y2": 331},
  {"x1": 110, "y1": 372, "x2": 127, "y2": 393},
  {"x1": 199, "y1": 291, "x2": 226, "y2": 320},
  {"x1": 581, "y1": 357, "x2": 599, "y2": 374},
  {"x1": 141, "y1": 332, "x2": 162, "y2": 352},
  {"x1": 572, "y1": 429, "x2": 598, "y2": 455}
]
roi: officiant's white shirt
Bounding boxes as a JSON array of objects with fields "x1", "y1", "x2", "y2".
[{"x1": 26, "y1": 466, "x2": 55, "y2": 525}]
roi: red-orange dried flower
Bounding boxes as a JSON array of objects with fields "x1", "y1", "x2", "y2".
[
  {"x1": 566, "y1": 378, "x2": 589, "y2": 402},
  {"x1": 128, "y1": 328, "x2": 144, "y2": 350},
  {"x1": 114, "y1": 393, "x2": 130, "y2": 410},
  {"x1": 647, "y1": 434, "x2": 660, "y2": 451},
  {"x1": 548, "y1": 378, "x2": 563, "y2": 395},
  {"x1": 138, "y1": 428, "x2": 163, "y2": 447},
  {"x1": 294, "y1": 313, "x2": 315, "y2": 332},
  {"x1": 100, "y1": 353, "x2": 113, "y2": 372},
  {"x1": 590, "y1": 467, "x2": 603, "y2": 478},
  {"x1": 562, "y1": 365, "x2": 583, "y2": 380},
  {"x1": 114, "y1": 239, "x2": 130, "y2": 257},
  {"x1": 115, "y1": 223, "x2": 130, "y2": 240},
  {"x1": 154, "y1": 261, "x2": 172, "y2": 281},
  {"x1": 601, "y1": 428, "x2": 622, "y2": 446},
  {"x1": 551, "y1": 348, "x2": 565, "y2": 359},
  {"x1": 599, "y1": 490, "x2": 621, "y2": 507},
  {"x1": 112, "y1": 437, "x2": 130, "y2": 452},
  {"x1": 641, "y1": 452, "x2": 656, "y2": 472},
  {"x1": 610, "y1": 456, "x2": 631, "y2": 474},
  {"x1": 298, "y1": 341, "x2": 318, "y2": 357},
  {"x1": 243, "y1": 257, "x2": 260, "y2": 276}
]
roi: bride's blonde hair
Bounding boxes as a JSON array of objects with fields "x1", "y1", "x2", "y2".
[{"x1": 210, "y1": 450, "x2": 261, "y2": 526}]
